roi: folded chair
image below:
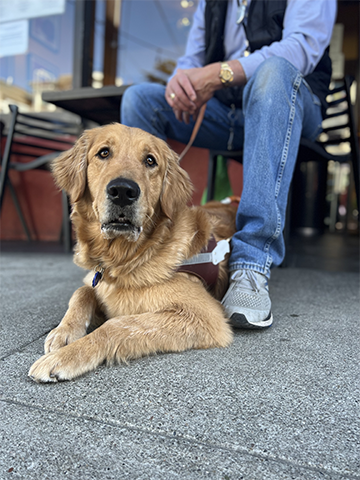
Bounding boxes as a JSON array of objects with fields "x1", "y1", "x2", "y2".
[
  {"x1": 0, "y1": 105, "x2": 81, "y2": 252},
  {"x1": 206, "y1": 76, "x2": 359, "y2": 229}
]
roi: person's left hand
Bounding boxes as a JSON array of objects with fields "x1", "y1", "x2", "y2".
[
  {"x1": 166, "y1": 64, "x2": 220, "y2": 123},
  {"x1": 181, "y1": 65, "x2": 219, "y2": 108}
]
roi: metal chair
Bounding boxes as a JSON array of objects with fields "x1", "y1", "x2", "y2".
[
  {"x1": 206, "y1": 76, "x2": 359, "y2": 219},
  {"x1": 0, "y1": 105, "x2": 81, "y2": 252}
]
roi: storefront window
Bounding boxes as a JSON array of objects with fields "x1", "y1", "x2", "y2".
[
  {"x1": 0, "y1": 0, "x2": 197, "y2": 113},
  {"x1": 92, "y1": 0, "x2": 198, "y2": 88},
  {"x1": 117, "y1": 0, "x2": 197, "y2": 85},
  {"x1": 0, "y1": 0, "x2": 75, "y2": 112}
]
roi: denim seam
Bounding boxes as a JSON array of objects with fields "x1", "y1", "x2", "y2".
[
  {"x1": 263, "y1": 72, "x2": 302, "y2": 262},
  {"x1": 275, "y1": 73, "x2": 302, "y2": 200},
  {"x1": 229, "y1": 262, "x2": 268, "y2": 277}
]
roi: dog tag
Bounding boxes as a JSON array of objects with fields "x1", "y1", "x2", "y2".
[
  {"x1": 92, "y1": 265, "x2": 104, "y2": 288},
  {"x1": 92, "y1": 271, "x2": 102, "y2": 288}
]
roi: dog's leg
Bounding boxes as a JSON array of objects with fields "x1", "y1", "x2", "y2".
[
  {"x1": 29, "y1": 306, "x2": 232, "y2": 383},
  {"x1": 44, "y1": 286, "x2": 103, "y2": 354}
]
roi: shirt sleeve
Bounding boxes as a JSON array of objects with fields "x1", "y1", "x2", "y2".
[
  {"x1": 171, "y1": 0, "x2": 206, "y2": 74},
  {"x1": 239, "y1": 0, "x2": 337, "y2": 80}
]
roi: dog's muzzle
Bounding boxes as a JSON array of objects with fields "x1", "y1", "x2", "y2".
[{"x1": 101, "y1": 177, "x2": 143, "y2": 240}]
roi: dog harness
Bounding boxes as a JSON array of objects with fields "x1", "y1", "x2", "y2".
[
  {"x1": 91, "y1": 237, "x2": 230, "y2": 290},
  {"x1": 177, "y1": 236, "x2": 230, "y2": 290}
]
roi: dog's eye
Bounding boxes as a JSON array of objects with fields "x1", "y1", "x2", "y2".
[
  {"x1": 145, "y1": 155, "x2": 157, "y2": 168},
  {"x1": 98, "y1": 148, "x2": 110, "y2": 159}
]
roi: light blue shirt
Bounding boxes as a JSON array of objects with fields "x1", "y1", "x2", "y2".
[{"x1": 175, "y1": 0, "x2": 337, "y2": 81}]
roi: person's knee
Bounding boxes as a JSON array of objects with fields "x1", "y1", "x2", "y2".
[
  {"x1": 121, "y1": 85, "x2": 143, "y2": 125},
  {"x1": 121, "y1": 83, "x2": 166, "y2": 126},
  {"x1": 258, "y1": 56, "x2": 294, "y2": 77},
  {"x1": 122, "y1": 84, "x2": 139, "y2": 106},
  {"x1": 244, "y1": 57, "x2": 299, "y2": 108}
]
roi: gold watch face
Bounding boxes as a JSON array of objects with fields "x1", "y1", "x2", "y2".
[
  {"x1": 220, "y1": 63, "x2": 233, "y2": 84},
  {"x1": 222, "y1": 69, "x2": 232, "y2": 81}
]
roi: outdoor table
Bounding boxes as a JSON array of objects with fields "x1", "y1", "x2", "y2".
[{"x1": 42, "y1": 85, "x2": 130, "y2": 125}]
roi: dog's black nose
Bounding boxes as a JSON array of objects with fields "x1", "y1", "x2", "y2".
[{"x1": 106, "y1": 178, "x2": 140, "y2": 207}]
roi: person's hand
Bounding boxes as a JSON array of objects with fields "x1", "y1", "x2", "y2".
[
  {"x1": 166, "y1": 70, "x2": 197, "y2": 123},
  {"x1": 182, "y1": 65, "x2": 219, "y2": 107},
  {"x1": 166, "y1": 61, "x2": 246, "y2": 122},
  {"x1": 166, "y1": 64, "x2": 221, "y2": 123},
  {"x1": 165, "y1": 60, "x2": 246, "y2": 123}
]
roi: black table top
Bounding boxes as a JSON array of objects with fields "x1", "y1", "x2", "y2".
[{"x1": 42, "y1": 85, "x2": 129, "y2": 125}]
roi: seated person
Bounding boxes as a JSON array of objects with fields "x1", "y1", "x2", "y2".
[{"x1": 121, "y1": 0, "x2": 336, "y2": 329}]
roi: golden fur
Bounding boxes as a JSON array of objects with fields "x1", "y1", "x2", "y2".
[{"x1": 29, "y1": 124, "x2": 236, "y2": 383}]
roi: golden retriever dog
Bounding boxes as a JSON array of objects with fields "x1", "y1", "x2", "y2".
[{"x1": 29, "y1": 124, "x2": 236, "y2": 383}]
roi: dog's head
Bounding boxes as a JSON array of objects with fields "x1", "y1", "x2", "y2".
[{"x1": 52, "y1": 124, "x2": 193, "y2": 241}]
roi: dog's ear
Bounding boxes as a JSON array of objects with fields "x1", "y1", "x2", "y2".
[
  {"x1": 160, "y1": 149, "x2": 193, "y2": 220},
  {"x1": 52, "y1": 132, "x2": 88, "y2": 203}
]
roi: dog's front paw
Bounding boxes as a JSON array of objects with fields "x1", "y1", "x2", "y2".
[
  {"x1": 29, "y1": 337, "x2": 101, "y2": 383},
  {"x1": 44, "y1": 325, "x2": 86, "y2": 354},
  {"x1": 29, "y1": 352, "x2": 60, "y2": 383},
  {"x1": 29, "y1": 349, "x2": 78, "y2": 383}
]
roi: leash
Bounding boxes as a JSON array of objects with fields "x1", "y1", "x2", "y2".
[{"x1": 178, "y1": 103, "x2": 207, "y2": 162}]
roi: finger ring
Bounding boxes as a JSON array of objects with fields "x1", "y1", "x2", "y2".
[{"x1": 170, "y1": 92, "x2": 176, "y2": 99}]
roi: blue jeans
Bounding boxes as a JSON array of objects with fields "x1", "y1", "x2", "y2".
[{"x1": 121, "y1": 57, "x2": 323, "y2": 278}]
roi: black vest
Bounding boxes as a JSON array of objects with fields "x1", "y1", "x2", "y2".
[{"x1": 205, "y1": 0, "x2": 332, "y2": 117}]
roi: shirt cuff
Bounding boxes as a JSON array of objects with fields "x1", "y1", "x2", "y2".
[{"x1": 238, "y1": 53, "x2": 265, "y2": 81}]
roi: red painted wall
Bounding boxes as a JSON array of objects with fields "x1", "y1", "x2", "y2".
[
  {"x1": 168, "y1": 139, "x2": 243, "y2": 205},
  {"x1": 1, "y1": 139, "x2": 243, "y2": 241}
]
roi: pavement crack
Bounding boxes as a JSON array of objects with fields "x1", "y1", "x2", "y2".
[
  {"x1": 0, "y1": 327, "x2": 56, "y2": 361},
  {"x1": 1, "y1": 397, "x2": 359, "y2": 480}
]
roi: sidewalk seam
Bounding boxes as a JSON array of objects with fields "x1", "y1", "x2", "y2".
[
  {"x1": 1, "y1": 397, "x2": 359, "y2": 480},
  {"x1": 0, "y1": 328, "x2": 55, "y2": 362}
]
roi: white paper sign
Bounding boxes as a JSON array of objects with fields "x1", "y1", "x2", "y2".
[
  {"x1": 0, "y1": 0, "x2": 66, "y2": 23},
  {"x1": 0, "y1": 19, "x2": 28, "y2": 57}
]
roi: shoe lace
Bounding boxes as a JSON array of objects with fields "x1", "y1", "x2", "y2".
[{"x1": 230, "y1": 270, "x2": 261, "y2": 293}]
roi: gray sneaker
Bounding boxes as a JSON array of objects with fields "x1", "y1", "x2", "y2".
[{"x1": 222, "y1": 270, "x2": 273, "y2": 329}]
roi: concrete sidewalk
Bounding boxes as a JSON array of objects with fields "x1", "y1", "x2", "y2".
[{"x1": 0, "y1": 252, "x2": 359, "y2": 479}]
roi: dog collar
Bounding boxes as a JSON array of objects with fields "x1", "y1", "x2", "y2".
[{"x1": 178, "y1": 237, "x2": 230, "y2": 290}]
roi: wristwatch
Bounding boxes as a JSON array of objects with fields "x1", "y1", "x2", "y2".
[{"x1": 219, "y1": 62, "x2": 234, "y2": 87}]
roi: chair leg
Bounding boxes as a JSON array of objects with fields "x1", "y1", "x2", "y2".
[
  {"x1": 61, "y1": 191, "x2": 72, "y2": 253},
  {"x1": 7, "y1": 181, "x2": 32, "y2": 241},
  {"x1": 207, "y1": 152, "x2": 218, "y2": 201},
  {"x1": 351, "y1": 157, "x2": 360, "y2": 213}
]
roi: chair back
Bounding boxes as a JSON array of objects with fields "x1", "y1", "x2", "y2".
[
  {"x1": 317, "y1": 77, "x2": 359, "y2": 163},
  {"x1": 2, "y1": 104, "x2": 78, "y2": 160},
  {"x1": 0, "y1": 104, "x2": 80, "y2": 209}
]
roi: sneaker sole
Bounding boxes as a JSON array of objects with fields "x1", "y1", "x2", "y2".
[{"x1": 229, "y1": 312, "x2": 273, "y2": 329}]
